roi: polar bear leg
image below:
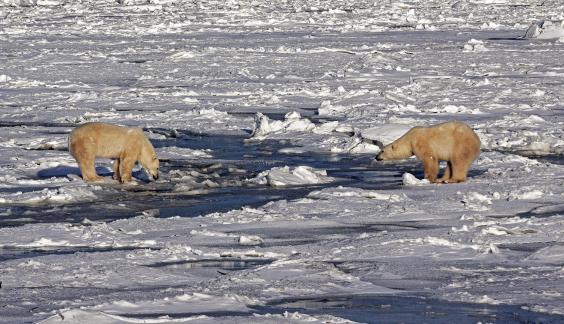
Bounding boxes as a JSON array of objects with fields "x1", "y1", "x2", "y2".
[
  {"x1": 112, "y1": 159, "x2": 121, "y2": 181},
  {"x1": 421, "y1": 155, "x2": 439, "y2": 183},
  {"x1": 72, "y1": 141, "x2": 102, "y2": 182},
  {"x1": 119, "y1": 156, "x2": 135, "y2": 183},
  {"x1": 78, "y1": 158, "x2": 103, "y2": 182},
  {"x1": 446, "y1": 160, "x2": 470, "y2": 183},
  {"x1": 438, "y1": 161, "x2": 452, "y2": 183}
]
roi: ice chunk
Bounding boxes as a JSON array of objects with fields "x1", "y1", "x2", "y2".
[
  {"x1": 463, "y1": 39, "x2": 488, "y2": 52},
  {"x1": 330, "y1": 135, "x2": 382, "y2": 154},
  {"x1": 462, "y1": 192, "x2": 492, "y2": 211},
  {"x1": 0, "y1": 187, "x2": 98, "y2": 205},
  {"x1": 251, "y1": 112, "x2": 316, "y2": 138},
  {"x1": 402, "y1": 173, "x2": 430, "y2": 186},
  {"x1": 524, "y1": 20, "x2": 564, "y2": 40},
  {"x1": 509, "y1": 189, "x2": 544, "y2": 200},
  {"x1": 0, "y1": 0, "x2": 36, "y2": 6},
  {"x1": 526, "y1": 245, "x2": 564, "y2": 264},
  {"x1": 361, "y1": 124, "x2": 412, "y2": 147},
  {"x1": 249, "y1": 166, "x2": 333, "y2": 187},
  {"x1": 308, "y1": 187, "x2": 404, "y2": 202},
  {"x1": 238, "y1": 235, "x2": 264, "y2": 246}
]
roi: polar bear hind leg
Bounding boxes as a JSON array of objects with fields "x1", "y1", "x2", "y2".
[
  {"x1": 438, "y1": 161, "x2": 452, "y2": 183},
  {"x1": 72, "y1": 141, "x2": 103, "y2": 182},
  {"x1": 445, "y1": 159, "x2": 471, "y2": 183},
  {"x1": 113, "y1": 159, "x2": 121, "y2": 181}
]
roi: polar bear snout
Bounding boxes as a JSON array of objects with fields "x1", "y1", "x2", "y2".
[
  {"x1": 375, "y1": 153, "x2": 384, "y2": 161},
  {"x1": 145, "y1": 167, "x2": 159, "y2": 181}
]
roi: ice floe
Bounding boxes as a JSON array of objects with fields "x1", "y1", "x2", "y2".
[
  {"x1": 0, "y1": 186, "x2": 100, "y2": 205},
  {"x1": 524, "y1": 20, "x2": 564, "y2": 40},
  {"x1": 251, "y1": 112, "x2": 316, "y2": 138},
  {"x1": 360, "y1": 124, "x2": 412, "y2": 147},
  {"x1": 248, "y1": 166, "x2": 334, "y2": 187},
  {"x1": 402, "y1": 173, "x2": 430, "y2": 186}
]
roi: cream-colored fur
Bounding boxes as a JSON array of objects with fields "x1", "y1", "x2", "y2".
[
  {"x1": 376, "y1": 121, "x2": 480, "y2": 183},
  {"x1": 68, "y1": 123, "x2": 159, "y2": 183}
]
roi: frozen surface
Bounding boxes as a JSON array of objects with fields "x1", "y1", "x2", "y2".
[
  {"x1": 248, "y1": 166, "x2": 334, "y2": 187},
  {"x1": 524, "y1": 20, "x2": 564, "y2": 40},
  {"x1": 1, "y1": 0, "x2": 564, "y2": 323}
]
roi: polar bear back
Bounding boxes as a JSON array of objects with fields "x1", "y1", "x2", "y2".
[
  {"x1": 69, "y1": 122, "x2": 146, "y2": 159},
  {"x1": 415, "y1": 121, "x2": 480, "y2": 161}
]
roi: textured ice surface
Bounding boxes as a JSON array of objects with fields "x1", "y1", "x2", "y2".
[{"x1": 1, "y1": 0, "x2": 564, "y2": 323}]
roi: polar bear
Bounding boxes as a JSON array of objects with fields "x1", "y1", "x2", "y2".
[
  {"x1": 375, "y1": 121, "x2": 480, "y2": 183},
  {"x1": 68, "y1": 122, "x2": 159, "y2": 183}
]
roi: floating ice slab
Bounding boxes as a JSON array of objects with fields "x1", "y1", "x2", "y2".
[
  {"x1": 251, "y1": 112, "x2": 315, "y2": 138},
  {"x1": 249, "y1": 166, "x2": 334, "y2": 187},
  {"x1": 361, "y1": 124, "x2": 412, "y2": 146},
  {"x1": 251, "y1": 111, "x2": 340, "y2": 139},
  {"x1": 523, "y1": 20, "x2": 564, "y2": 40},
  {"x1": 402, "y1": 172, "x2": 430, "y2": 186}
]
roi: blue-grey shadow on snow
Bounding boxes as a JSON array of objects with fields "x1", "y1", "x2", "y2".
[
  {"x1": 37, "y1": 164, "x2": 151, "y2": 182},
  {"x1": 36, "y1": 165, "x2": 112, "y2": 178}
]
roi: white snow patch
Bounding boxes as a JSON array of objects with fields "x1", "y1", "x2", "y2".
[
  {"x1": 38, "y1": 309, "x2": 120, "y2": 324},
  {"x1": 157, "y1": 147, "x2": 213, "y2": 160},
  {"x1": 523, "y1": 141, "x2": 552, "y2": 156},
  {"x1": 462, "y1": 192, "x2": 493, "y2": 211},
  {"x1": 68, "y1": 92, "x2": 99, "y2": 102},
  {"x1": 508, "y1": 189, "x2": 544, "y2": 201},
  {"x1": 0, "y1": 186, "x2": 98, "y2": 205},
  {"x1": 249, "y1": 166, "x2": 333, "y2": 187},
  {"x1": 527, "y1": 246, "x2": 564, "y2": 264},
  {"x1": 238, "y1": 235, "x2": 264, "y2": 246},
  {"x1": 402, "y1": 173, "x2": 430, "y2": 186},
  {"x1": 361, "y1": 124, "x2": 412, "y2": 146},
  {"x1": 190, "y1": 229, "x2": 236, "y2": 238},
  {"x1": 0, "y1": 175, "x2": 70, "y2": 186},
  {"x1": 329, "y1": 136, "x2": 382, "y2": 154},
  {"x1": 318, "y1": 100, "x2": 349, "y2": 116},
  {"x1": 0, "y1": 0, "x2": 36, "y2": 6},
  {"x1": 312, "y1": 121, "x2": 340, "y2": 135},
  {"x1": 169, "y1": 51, "x2": 197, "y2": 61},
  {"x1": 524, "y1": 20, "x2": 564, "y2": 40},
  {"x1": 463, "y1": 39, "x2": 488, "y2": 52},
  {"x1": 17, "y1": 237, "x2": 71, "y2": 247},
  {"x1": 382, "y1": 236, "x2": 481, "y2": 251},
  {"x1": 253, "y1": 311, "x2": 356, "y2": 323},
  {"x1": 251, "y1": 111, "x2": 340, "y2": 139},
  {"x1": 428, "y1": 104, "x2": 482, "y2": 114},
  {"x1": 0, "y1": 74, "x2": 12, "y2": 82},
  {"x1": 251, "y1": 112, "x2": 316, "y2": 138},
  {"x1": 480, "y1": 226, "x2": 510, "y2": 236},
  {"x1": 40, "y1": 293, "x2": 255, "y2": 323},
  {"x1": 476, "y1": 295, "x2": 502, "y2": 305},
  {"x1": 308, "y1": 186, "x2": 404, "y2": 202}
]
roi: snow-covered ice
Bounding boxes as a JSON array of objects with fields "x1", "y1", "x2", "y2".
[
  {"x1": 248, "y1": 165, "x2": 334, "y2": 187},
  {"x1": 1, "y1": 0, "x2": 564, "y2": 323},
  {"x1": 523, "y1": 20, "x2": 564, "y2": 40}
]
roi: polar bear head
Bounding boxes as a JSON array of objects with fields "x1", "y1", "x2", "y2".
[
  {"x1": 139, "y1": 137, "x2": 159, "y2": 180},
  {"x1": 375, "y1": 129, "x2": 415, "y2": 161}
]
